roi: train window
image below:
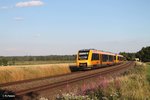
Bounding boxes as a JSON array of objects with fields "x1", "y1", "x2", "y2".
[
  {"x1": 119, "y1": 57, "x2": 121, "y2": 61},
  {"x1": 109, "y1": 55, "x2": 113, "y2": 61},
  {"x1": 102, "y1": 54, "x2": 108, "y2": 62},
  {"x1": 92, "y1": 53, "x2": 99, "y2": 60},
  {"x1": 78, "y1": 51, "x2": 89, "y2": 60},
  {"x1": 118, "y1": 57, "x2": 123, "y2": 61},
  {"x1": 120, "y1": 57, "x2": 123, "y2": 61}
]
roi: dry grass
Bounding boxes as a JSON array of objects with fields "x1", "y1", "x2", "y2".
[
  {"x1": 14, "y1": 60, "x2": 75, "y2": 65},
  {"x1": 57, "y1": 62, "x2": 150, "y2": 100},
  {"x1": 0, "y1": 63, "x2": 74, "y2": 84}
]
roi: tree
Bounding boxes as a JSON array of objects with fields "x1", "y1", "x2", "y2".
[
  {"x1": 0, "y1": 60, "x2": 2, "y2": 66},
  {"x1": 119, "y1": 52, "x2": 135, "y2": 61},
  {"x1": 2, "y1": 59, "x2": 8, "y2": 66},
  {"x1": 136, "y1": 46, "x2": 150, "y2": 62}
]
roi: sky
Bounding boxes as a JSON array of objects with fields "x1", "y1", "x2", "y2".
[{"x1": 0, "y1": 0, "x2": 150, "y2": 56}]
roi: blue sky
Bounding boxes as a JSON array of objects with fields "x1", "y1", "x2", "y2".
[{"x1": 0, "y1": 0, "x2": 150, "y2": 56}]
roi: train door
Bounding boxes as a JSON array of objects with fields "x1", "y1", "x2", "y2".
[
  {"x1": 100, "y1": 54, "x2": 102, "y2": 67},
  {"x1": 91, "y1": 53, "x2": 100, "y2": 67}
]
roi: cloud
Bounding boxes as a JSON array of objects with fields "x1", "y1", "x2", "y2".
[
  {"x1": 14, "y1": 17, "x2": 24, "y2": 21},
  {"x1": 16, "y1": 0, "x2": 44, "y2": 7}
]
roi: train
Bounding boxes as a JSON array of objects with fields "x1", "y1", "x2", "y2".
[{"x1": 76, "y1": 49, "x2": 124, "y2": 70}]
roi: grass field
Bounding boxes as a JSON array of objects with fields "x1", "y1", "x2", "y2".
[
  {"x1": 57, "y1": 62, "x2": 150, "y2": 99},
  {"x1": 0, "y1": 63, "x2": 74, "y2": 84},
  {"x1": 146, "y1": 63, "x2": 150, "y2": 84},
  {"x1": 146, "y1": 62, "x2": 150, "y2": 65},
  {"x1": 14, "y1": 60, "x2": 75, "y2": 65}
]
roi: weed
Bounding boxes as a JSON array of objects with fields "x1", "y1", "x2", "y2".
[{"x1": 58, "y1": 62, "x2": 150, "y2": 99}]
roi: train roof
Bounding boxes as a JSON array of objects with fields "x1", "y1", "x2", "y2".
[
  {"x1": 79, "y1": 49, "x2": 116, "y2": 56},
  {"x1": 79, "y1": 49, "x2": 95, "y2": 51},
  {"x1": 92, "y1": 50, "x2": 115, "y2": 55},
  {"x1": 79, "y1": 49, "x2": 124, "y2": 57},
  {"x1": 79, "y1": 49, "x2": 124, "y2": 56}
]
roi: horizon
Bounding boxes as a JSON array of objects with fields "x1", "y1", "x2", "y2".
[
  {"x1": 0, "y1": 46, "x2": 147, "y2": 57},
  {"x1": 0, "y1": 0, "x2": 150, "y2": 56}
]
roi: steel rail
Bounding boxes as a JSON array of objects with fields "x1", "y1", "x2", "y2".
[{"x1": 15, "y1": 61, "x2": 135, "y2": 96}]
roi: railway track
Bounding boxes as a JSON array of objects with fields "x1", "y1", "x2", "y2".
[
  {"x1": 0, "y1": 61, "x2": 135, "y2": 99},
  {"x1": 0, "y1": 70, "x2": 78, "y2": 87}
]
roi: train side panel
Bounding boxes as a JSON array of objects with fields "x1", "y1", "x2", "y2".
[
  {"x1": 90, "y1": 52, "x2": 101, "y2": 67},
  {"x1": 101, "y1": 54, "x2": 115, "y2": 67}
]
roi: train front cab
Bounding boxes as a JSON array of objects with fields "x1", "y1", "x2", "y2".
[
  {"x1": 77, "y1": 49, "x2": 102, "y2": 70},
  {"x1": 77, "y1": 49, "x2": 92, "y2": 70}
]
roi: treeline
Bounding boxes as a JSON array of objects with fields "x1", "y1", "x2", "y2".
[
  {"x1": 120, "y1": 46, "x2": 150, "y2": 62},
  {"x1": 0, "y1": 55, "x2": 76, "y2": 66},
  {"x1": 0, "y1": 46, "x2": 149, "y2": 66}
]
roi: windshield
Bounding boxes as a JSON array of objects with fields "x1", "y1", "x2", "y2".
[{"x1": 78, "y1": 50, "x2": 89, "y2": 60}]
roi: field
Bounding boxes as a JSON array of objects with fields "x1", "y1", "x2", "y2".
[
  {"x1": 0, "y1": 55, "x2": 76, "y2": 66},
  {"x1": 57, "y1": 62, "x2": 150, "y2": 99},
  {"x1": 14, "y1": 60, "x2": 75, "y2": 65},
  {"x1": 146, "y1": 62, "x2": 150, "y2": 65},
  {"x1": 0, "y1": 63, "x2": 74, "y2": 84}
]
